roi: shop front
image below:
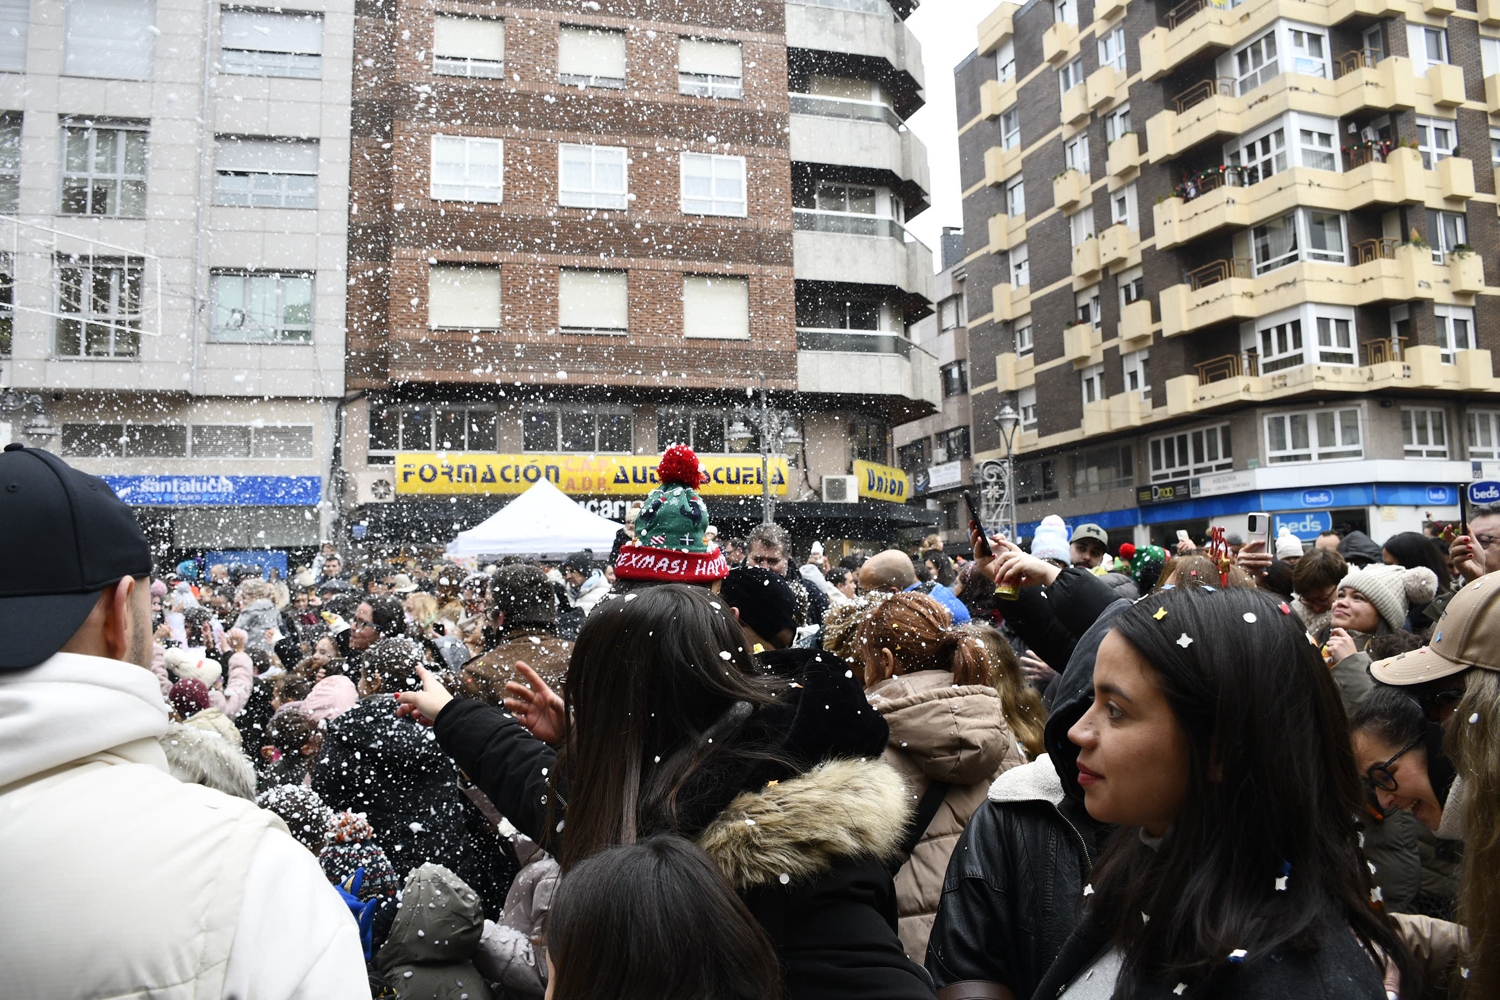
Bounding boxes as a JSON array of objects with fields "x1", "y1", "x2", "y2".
[{"x1": 102, "y1": 474, "x2": 325, "y2": 566}]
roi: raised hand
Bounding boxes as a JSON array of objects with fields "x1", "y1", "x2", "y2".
[
  {"x1": 503, "y1": 661, "x2": 566, "y2": 744},
  {"x1": 395, "y1": 664, "x2": 454, "y2": 726}
]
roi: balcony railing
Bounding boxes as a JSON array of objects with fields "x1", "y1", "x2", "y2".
[
  {"x1": 797, "y1": 327, "x2": 916, "y2": 358},
  {"x1": 1353, "y1": 238, "x2": 1399, "y2": 264},
  {"x1": 1186, "y1": 257, "x2": 1251, "y2": 290},
  {"x1": 1173, "y1": 77, "x2": 1235, "y2": 113},
  {"x1": 1342, "y1": 139, "x2": 1395, "y2": 169},
  {"x1": 793, "y1": 208, "x2": 906, "y2": 239},
  {"x1": 1196, "y1": 349, "x2": 1259, "y2": 384},
  {"x1": 1165, "y1": 0, "x2": 1241, "y2": 29},
  {"x1": 1333, "y1": 48, "x2": 1381, "y2": 79},
  {"x1": 1364, "y1": 337, "x2": 1408, "y2": 365},
  {"x1": 789, "y1": 93, "x2": 904, "y2": 132}
]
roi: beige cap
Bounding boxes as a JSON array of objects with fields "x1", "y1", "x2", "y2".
[{"x1": 1370, "y1": 574, "x2": 1500, "y2": 685}]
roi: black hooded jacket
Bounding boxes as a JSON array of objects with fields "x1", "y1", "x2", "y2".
[
  {"x1": 924, "y1": 600, "x2": 1130, "y2": 998},
  {"x1": 995, "y1": 568, "x2": 1123, "y2": 700}
]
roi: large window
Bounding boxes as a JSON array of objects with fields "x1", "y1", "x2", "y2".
[
  {"x1": 1071, "y1": 445, "x2": 1133, "y2": 495},
  {"x1": 1246, "y1": 305, "x2": 1354, "y2": 372},
  {"x1": 659, "y1": 410, "x2": 731, "y2": 453},
  {"x1": 1098, "y1": 25, "x2": 1126, "y2": 72},
  {"x1": 1265, "y1": 408, "x2": 1362, "y2": 463},
  {"x1": 192, "y1": 424, "x2": 314, "y2": 458},
  {"x1": 524, "y1": 408, "x2": 633, "y2": 453},
  {"x1": 431, "y1": 135, "x2": 503, "y2": 203},
  {"x1": 1402, "y1": 408, "x2": 1448, "y2": 459},
  {"x1": 897, "y1": 438, "x2": 930, "y2": 474},
  {"x1": 433, "y1": 16, "x2": 504, "y2": 78},
  {"x1": 0, "y1": 0, "x2": 27, "y2": 72},
  {"x1": 1224, "y1": 22, "x2": 1329, "y2": 96},
  {"x1": 681, "y1": 152, "x2": 746, "y2": 216},
  {"x1": 1250, "y1": 209, "x2": 1344, "y2": 274},
  {"x1": 558, "y1": 26, "x2": 625, "y2": 88},
  {"x1": 940, "y1": 360, "x2": 967, "y2": 397},
  {"x1": 1232, "y1": 30, "x2": 1279, "y2": 93},
  {"x1": 1428, "y1": 209, "x2": 1467, "y2": 264},
  {"x1": 63, "y1": 423, "x2": 185, "y2": 457},
  {"x1": 558, "y1": 143, "x2": 626, "y2": 209},
  {"x1": 1416, "y1": 116, "x2": 1456, "y2": 171},
  {"x1": 214, "y1": 137, "x2": 318, "y2": 208},
  {"x1": 429, "y1": 265, "x2": 501, "y2": 329},
  {"x1": 678, "y1": 38, "x2": 742, "y2": 99},
  {"x1": 1015, "y1": 458, "x2": 1058, "y2": 504},
  {"x1": 938, "y1": 294, "x2": 965, "y2": 330},
  {"x1": 1226, "y1": 113, "x2": 1338, "y2": 183},
  {"x1": 54, "y1": 255, "x2": 142, "y2": 358},
  {"x1": 1468, "y1": 411, "x2": 1500, "y2": 460},
  {"x1": 849, "y1": 417, "x2": 887, "y2": 464},
  {"x1": 0, "y1": 113, "x2": 19, "y2": 214},
  {"x1": 1408, "y1": 25, "x2": 1448, "y2": 72},
  {"x1": 1018, "y1": 386, "x2": 1037, "y2": 429},
  {"x1": 210, "y1": 271, "x2": 313, "y2": 343},
  {"x1": 60, "y1": 122, "x2": 147, "y2": 217},
  {"x1": 1434, "y1": 304, "x2": 1475, "y2": 364},
  {"x1": 936, "y1": 426, "x2": 970, "y2": 461},
  {"x1": 559, "y1": 269, "x2": 628, "y2": 335},
  {"x1": 1149, "y1": 424, "x2": 1232, "y2": 482},
  {"x1": 683, "y1": 275, "x2": 749, "y2": 339},
  {"x1": 368, "y1": 403, "x2": 498, "y2": 460},
  {"x1": 220, "y1": 8, "x2": 322, "y2": 78},
  {"x1": 796, "y1": 288, "x2": 883, "y2": 330},
  {"x1": 66, "y1": 0, "x2": 155, "y2": 80}
]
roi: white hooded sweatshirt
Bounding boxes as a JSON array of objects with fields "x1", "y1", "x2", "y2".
[{"x1": 0, "y1": 652, "x2": 370, "y2": 1000}]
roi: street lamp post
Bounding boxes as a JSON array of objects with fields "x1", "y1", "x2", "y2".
[
  {"x1": 994, "y1": 403, "x2": 1021, "y2": 541},
  {"x1": 727, "y1": 374, "x2": 802, "y2": 526}
]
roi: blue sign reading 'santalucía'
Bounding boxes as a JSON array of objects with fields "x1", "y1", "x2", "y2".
[{"x1": 102, "y1": 475, "x2": 322, "y2": 506}]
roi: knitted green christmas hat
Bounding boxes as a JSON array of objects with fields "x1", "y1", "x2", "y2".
[{"x1": 614, "y1": 445, "x2": 729, "y2": 582}]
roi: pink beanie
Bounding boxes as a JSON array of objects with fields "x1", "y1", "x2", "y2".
[{"x1": 303, "y1": 675, "x2": 359, "y2": 722}]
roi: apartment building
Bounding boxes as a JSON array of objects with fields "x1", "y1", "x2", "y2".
[
  {"x1": 953, "y1": 0, "x2": 1500, "y2": 549},
  {"x1": 0, "y1": 0, "x2": 353, "y2": 561},
  {"x1": 344, "y1": 0, "x2": 940, "y2": 547}
]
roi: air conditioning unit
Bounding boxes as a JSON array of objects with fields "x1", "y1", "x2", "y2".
[
  {"x1": 822, "y1": 475, "x2": 859, "y2": 504},
  {"x1": 353, "y1": 469, "x2": 396, "y2": 505}
]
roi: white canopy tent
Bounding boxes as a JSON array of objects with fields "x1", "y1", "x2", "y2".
[{"x1": 446, "y1": 478, "x2": 623, "y2": 557}]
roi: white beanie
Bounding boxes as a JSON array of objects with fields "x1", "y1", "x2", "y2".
[
  {"x1": 163, "y1": 647, "x2": 223, "y2": 687},
  {"x1": 1275, "y1": 526, "x2": 1304, "y2": 560},
  {"x1": 1031, "y1": 515, "x2": 1071, "y2": 563},
  {"x1": 1337, "y1": 563, "x2": 1439, "y2": 632}
]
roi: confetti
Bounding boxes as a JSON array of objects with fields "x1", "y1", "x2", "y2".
[
  {"x1": 1153, "y1": 607, "x2": 1168, "y2": 620},
  {"x1": 1082, "y1": 883, "x2": 1094, "y2": 896},
  {"x1": 1278, "y1": 602, "x2": 1291, "y2": 615},
  {"x1": 1370, "y1": 886, "x2": 1383, "y2": 903},
  {"x1": 1435, "y1": 632, "x2": 1443, "y2": 643},
  {"x1": 1243, "y1": 612, "x2": 1257, "y2": 623},
  {"x1": 1177, "y1": 633, "x2": 1194, "y2": 648},
  {"x1": 1471, "y1": 713, "x2": 1481, "y2": 724},
  {"x1": 718, "y1": 651, "x2": 733, "y2": 660},
  {"x1": 779, "y1": 873, "x2": 790, "y2": 884},
  {"x1": 1274, "y1": 876, "x2": 1288, "y2": 891},
  {"x1": 1173, "y1": 985, "x2": 1187, "y2": 996},
  {"x1": 1228, "y1": 949, "x2": 1247, "y2": 963},
  {"x1": 1141, "y1": 911, "x2": 1151, "y2": 924}
]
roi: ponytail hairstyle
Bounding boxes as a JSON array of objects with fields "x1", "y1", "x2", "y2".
[
  {"x1": 851, "y1": 591, "x2": 988, "y2": 687},
  {"x1": 1448, "y1": 669, "x2": 1500, "y2": 999}
]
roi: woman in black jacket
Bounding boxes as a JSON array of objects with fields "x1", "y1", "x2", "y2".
[{"x1": 397, "y1": 585, "x2": 934, "y2": 1000}]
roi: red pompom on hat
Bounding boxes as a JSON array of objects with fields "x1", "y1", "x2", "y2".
[
  {"x1": 615, "y1": 444, "x2": 727, "y2": 583},
  {"x1": 1118, "y1": 542, "x2": 1136, "y2": 560},
  {"x1": 657, "y1": 444, "x2": 704, "y2": 488}
]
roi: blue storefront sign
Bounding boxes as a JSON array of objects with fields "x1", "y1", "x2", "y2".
[
  {"x1": 204, "y1": 550, "x2": 290, "y2": 576},
  {"x1": 1273, "y1": 511, "x2": 1332, "y2": 540},
  {"x1": 1470, "y1": 481, "x2": 1500, "y2": 505},
  {"x1": 103, "y1": 475, "x2": 322, "y2": 506}
]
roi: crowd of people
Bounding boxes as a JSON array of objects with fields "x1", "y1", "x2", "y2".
[{"x1": 3, "y1": 438, "x2": 1500, "y2": 1000}]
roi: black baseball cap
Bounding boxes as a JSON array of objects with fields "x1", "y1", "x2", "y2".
[
  {"x1": 0, "y1": 444, "x2": 152, "y2": 669},
  {"x1": 720, "y1": 566, "x2": 801, "y2": 649}
]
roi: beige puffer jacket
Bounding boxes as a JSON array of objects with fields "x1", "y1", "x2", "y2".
[{"x1": 867, "y1": 669, "x2": 1025, "y2": 959}]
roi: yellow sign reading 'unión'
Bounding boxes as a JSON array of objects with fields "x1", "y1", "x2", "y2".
[
  {"x1": 854, "y1": 460, "x2": 912, "y2": 503},
  {"x1": 395, "y1": 453, "x2": 792, "y2": 497}
]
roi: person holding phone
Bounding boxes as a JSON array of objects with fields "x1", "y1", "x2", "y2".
[{"x1": 1450, "y1": 503, "x2": 1500, "y2": 584}]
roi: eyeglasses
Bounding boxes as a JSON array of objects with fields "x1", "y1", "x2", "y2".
[
  {"x1": 1474, "y1": 533, "x2": 1500, "y2": 549},
  {"x1": 1366, "y1": 734, "x2": 1422, "y2": 792}
]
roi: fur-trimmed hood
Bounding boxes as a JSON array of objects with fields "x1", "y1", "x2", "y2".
[{"x1": 695, "y1": 757, "x2": 911, "y2": 892}]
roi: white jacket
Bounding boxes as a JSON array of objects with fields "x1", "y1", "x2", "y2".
[
  {"x1": 0, "y1": 652, "x2": 370, "y2": 1000},
  {"x1": 574, "y1": 570, "x2": 610, "y2": 615}
]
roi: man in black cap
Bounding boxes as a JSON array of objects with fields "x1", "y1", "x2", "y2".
[{"x1": 0, "y1": 445, "x2": 367, "y2": 998}]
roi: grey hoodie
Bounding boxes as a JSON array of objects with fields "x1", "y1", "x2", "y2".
[{"x1": 376, "y1": 863, "x2": 494, "y2": 1000}]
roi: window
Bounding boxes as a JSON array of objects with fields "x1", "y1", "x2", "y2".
[
  {"x1": 1485, "y1": 36, "x2": 1500, "y2": 76},
  {"x1": 1105, "y1": 105, "x2": 1131, "y2": 143},
  {"x1": 1018, "y1": 386, "x2": 1038, "y2": 429},
  {"x1": 1005, "y1": 176, "x2": 1024, "y2": 217},
  {"x1": 429, "y1": 135, "x2": 503, "y2": 203},
  {"x1": 996, "y1": 38, "x2": 1015, "y2": 83},
  {"x1": 1123, "y1": 348, "x2": 1150, "y2": 399},
  {"x1": 1363, "y1": 24, "x2": 1385, "y2": 60},
  {"x1": 54, "y1": 255, "x2": 142, "y2": 358},
  {"x1": 1257, "y1": 316, "x2": 1304, "y2": 372},
  {"x1": 558, "y1": 26, "x2": 625, "y2": 88},
  {"x1": 523, "y1": 409, "x2": 633, "y2": 453},
  {"x1": 1314, "y1": 314, "x2": 1354, "y2": 365},
  {"x1": 214, "y1": 137, "x2": 318, "y2": 208},
  {"x1": 1149, "y1": 424, "x2": 1232, "y2": 481},
  {"x1": 680, "y1": 152, "x2": 746, "y2": 216},
  {"x1": 192, "y1": 424, "x2": 315, "y2": 458},
  {"x1": 1071, "y1": 445, "x2": 1133, "y2": 495},
  {"x1": 795, "y1": 288, "x2": 883, "y2": 330},
  {"x1": 1428, "y1": 209, "x2": 1467, "y2": 264},
  {"x1": 679, "y1": 38, "x2": 742, "y2": 99},
  {"x1": 1098, "y1": 26, "x2": 1126, "y2": 72},
  {"x1": 1231, "y1": 113, "x2": 1338, "y2": 178},
  {"x1": 559, "y1": 269, "x2": 627, "y2": 335},
  {"x1": 683, "y1": 275, "x2": 749, "y2": 339},
  {"x1": 368, "y1": 403, "x2": 498, "y2": 459},
  {"x1": 897, "y1": 438, "x2": 930, "y2": 474},
  {"x1": 1408, "y1": 25, "x2": 1448, "y2": 72},
  {"x1": 1402, "y1": 408, "x2": 1448, "y2": 459},
  {"x1": 1223, "y1": 21, "x2": 1329, "y2": 95},
  {"x1": 1233, "y1": 31, "x2": 1279, "y2": 94},
  {"x1": 1468, "y1": 411, "x2": 1500, "y2": 460},
  {"x1": 938, "y1": 294, "x2": 965, "y2": 330},
  {"x1": 211, "y1": 271, "x2": 312, "y2": 343},
  {"x1": 60, "y1": 122, "x2": 147, "y2": 216},
  {"x1": 1076, "y1": 285, "x2": 1102, "y2": 328},
  {"x1": 1111, "y1": 183, "x2": 1137, "y2": 229},
  {"x1": 1068, "y1": 208, "x2": 1095, "y2": 248},
  {"x1": 1059, "y1": 57, "x2": 1084, "y2": 95},
  {"x1": 1054, "y1": 0, "x2": 1075, "y2": 25},
  {"x1": 1416, "y1": 116, "x2": 1456, "y2": 170},
  {"x1": 1288, "y1": 28, "x2": 1326, "y2": 76},
  {"x1": 0, "y1": 0, "x2": 26, "y2": 72},
  {"x1": 1491, "y1": 125, "x2": 1500, "y2": 167},
  {"x1": 220, "y1": 9, "x2": 322, "y2": 78},
  {"x1": 1118, "y1": 265, "x2": 1144, "y2": 309},
  {"x1": 1250, "y1": 209, "x2": 1344, "y2": 274},
  {"x1": 0, "y1": 113, "x2": 19, "y2": 213},
  {"x1": 1435, "y1": 305, "x2": 1475, "y2": 363},
  {"x1": 1015, "y1": 321, "x2": 1033, "y2": 356},
  {"x1": 1299, "y1": 123, "x2": 1336, "y2": 170},
  {"x1": 999, "y1": 108, "x2": 1020, "y2": 150},
  {"x1": 62, "y1": 423, "x2": 185, "y2": 457},
  {"x1": 940, "y1": 360, "x2": 967, "y2": 397},
  {"x1": 1081, "y1": 363, "x2": 1105, "y2": 405},
  {"x1": 849, "y1": 417, "x2": 888, "y2": 464},
  {"x1": 658, "y1": 410, "x2": 731, "y2": 453},
  {"x1": 433, "y1": 16, "x2": 504, "y2": 77},
  {"x1": 1228, "y1": 126, "x2": 1286, "y2": 184},
  {"x1": 1015, "y1": 458, "x2": 1058, "y2": 504},
  {"x1": 66, "y1": 0, "x2": 155, "y2": 80},
  {"x1": 936, "y1": 426, "x2": 971, "y2": 461},
  {"x1": 0, "y1": 253, "x2": 11, "y2": 356},
  {"x1": 1010, "y1": 241, "x2": 1029, "y2": 286},
  {"x1": 1246, "y1": 305, "x2": 1354, "y2": 371},
  {"x1": 558, "y1": 143, "x2": 626, "y2": 209},
  {"x1": 1064, "y1": 133, "x2": 1090, "y2": 176},
  {"x1": 428, "y1": 265, "x2": 500, "y2": 330},
  {"x1": 1265, "y1": 408, "x2": 1362, "y2": 463}
]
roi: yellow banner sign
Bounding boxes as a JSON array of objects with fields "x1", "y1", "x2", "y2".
[
  {"x1": 854, "y1": 460, "x2": 911, "y2": 503},
  {"x1": 395, "y1": 453, "x2": 790, "y2": 497}
]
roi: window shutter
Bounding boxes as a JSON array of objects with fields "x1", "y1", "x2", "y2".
[
  {"x1": 434, "y1": 16, "x2": 504, "y2": 60},
  {"x1": 429, "y1": 266, "x2": 501, "y2": 329},
  {"x1": 683, "y1": 276, "x2": 749, "y2": 339},
  {"x1": 0, "y1": 0, "x2": 28, "y2": 72},
  {"x1": 679, "y1": 38, "x2": 741, "y2": 77},
  {"x1": 559, "y1": 269, "x2": 628, "y2": 331},
  {"x1": 215, "y1": 137, "x2": 319, "y2": 173},
  {"x1": 220, "y1": 9, "x2": 323, "y2": 54},
  {"x1": 558, "y1": 26, "x2": 625, "y2": 78},
  {"x1": 65, "y1": 0, "x2": 156, "y2": 79}
]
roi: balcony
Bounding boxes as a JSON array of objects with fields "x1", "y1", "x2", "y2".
[
  {"x1": 1087, "y1": 65, "x2": 1125, "y2": 111},
  {"x1": 991, "y1": 281, "x2": 1031, "y2": 321},
  {"x1": 1072, "y1": 235, "x2": 1102, "y2": 282},
  {"x1": 1106, "y1": 132, "x2": 1141, "y2": 187},
  {"x1": 988, "y1": 211, "x2": 1025, "y2": 252},
  {"x1": 797, "y1": 331, "x2": 941, "y2": 411},
  {"x1": 1098, "y1": 224, "x2": 1140, "y2": 272},
  {"x1": 1118, "y1": 298, "x2": 1153, "y2": 351},
  {"x1": 792, "y1": 211, "x2": 935, "y2": 301},
  {"x1": 785, "y1": 0, "x2": 925, "y2": 93},
  {"x1": 1043, "y1": 21, "x2": 1078, "y2": 65},
  {"x1": 1053, "y1": 168, "x2": 1086, "y2": 211},
  {"x1": 977, "y1": 2, "x2": 1018, "y2": 55},
  {"x1": 1438, "y1": 157, "x2": 1475, "y2": 202},
  {"x1": 1096, "y1": 0, "x2": 1126, "y2": 20},
  {"x1": 1159, "y1": 244, "x2": 1481, "y2": 338},
  {"x1": 1064, "y1": 321, "x2": 1103, "y2": 367},
  {"x1": 788, "y1": 98, "x2": 930, "y2": 194},
  {"x1": 984, "y1": 144, "x2": 1023, "y2": 187},
  {"x1": 1424, "y1": 0, "x2": 1457, "y2": 14},
  {"x1": 1488, "y1": 74, "x2": 1500, "y2": 114},
  {"x1": 1429, "y1": 63, "x2": 1466, "y2": 108},
  {"x1": 1105, "y1": 391, "x2": 1150, "y2": 430},
  {"x1": 995, "y1": 349, "x2": 1036, "y2": 391},
  {"x1": 1061, "y1": 83, "x2": 1090, "y2": 125},
  {"x1": 1484, "y1": 0, "x2": 1500, "y2": 26},
  {"x1": 980, "y1": 77, "x2": 1018, "y2": 119}
]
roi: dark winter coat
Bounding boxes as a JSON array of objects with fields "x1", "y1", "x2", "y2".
[
  {"x1": 994, "y1": 568, "x2": 1121, "y2": 703},
  {"x1": 311, "y1": 695, "x2": 515, "y2": 917},
  {"x1": 926, "y1": 600, "x2": 1128, "y2": 999},
  {"x1": 432, "y1": 655, "x2": 937, "y2": 1000},
  {"x1": 375, "y1": 863, "x2": 494, "y2": 1000}
]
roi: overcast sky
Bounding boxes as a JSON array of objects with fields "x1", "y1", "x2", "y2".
[{"x1": 903, "y1": 0, "x2": 985, "y2": 266}]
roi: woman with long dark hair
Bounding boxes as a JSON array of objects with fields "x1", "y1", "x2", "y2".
[
  {"x1": 397, "y1": 584, "x2": 932, "y2": 1000},
  {"x1": 1035, "y1": 586, "x2": 1414, "y2": 998}
]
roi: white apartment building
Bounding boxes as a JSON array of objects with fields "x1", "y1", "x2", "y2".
[{"x1": 0, "y1": 0, "x2": 352, "y2": 560}]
